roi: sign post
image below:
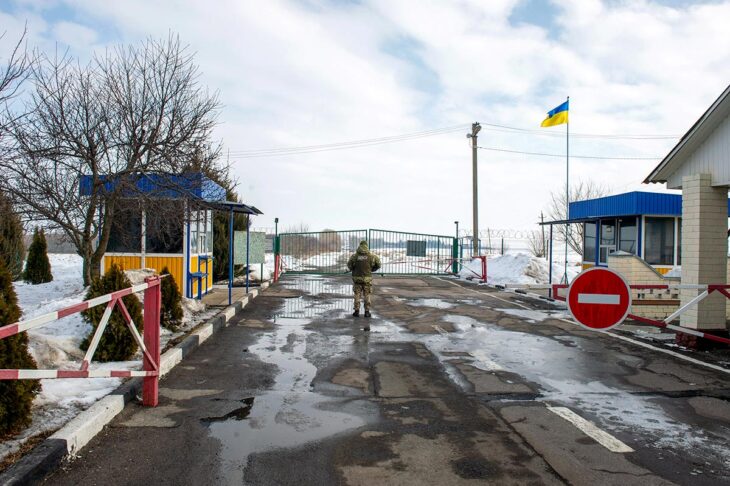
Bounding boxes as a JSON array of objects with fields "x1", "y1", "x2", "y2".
[{"x1": 567, "y1": 267, "x2": 631, "y2": 330}]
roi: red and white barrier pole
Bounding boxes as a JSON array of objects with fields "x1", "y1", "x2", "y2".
[
  {"x1": 480, "y1": 256, "x2": 487, "y2": 283},
  {"x1": 142, "y1": 276, "x2": 161, "y2": 407}
]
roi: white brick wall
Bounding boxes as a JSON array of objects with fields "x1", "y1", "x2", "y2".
[{"x1": 679, "y1": 174, "x2": 728, "y2": 330}]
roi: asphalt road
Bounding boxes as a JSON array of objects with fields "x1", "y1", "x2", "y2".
[{"x1": 44, "y1": 275, "x2": 730, "y2": 485}]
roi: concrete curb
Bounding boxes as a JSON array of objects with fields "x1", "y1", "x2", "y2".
[{"x1": 0, "y1": 281, "x2": 270, "y2": 486}]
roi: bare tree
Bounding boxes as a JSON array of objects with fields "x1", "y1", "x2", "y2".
[
  {"x1": 2, "y1": 35, "x2": 226, "y2": 285},
  {"x1": 0, "y1": 28, "x2": 33, "y2": 163},
  {"x1": 547, "y1": 180, "x2": 610, "y2": 256},
  {"x1": 526, "y1": 230, "x2": 546, "y2": 258}
]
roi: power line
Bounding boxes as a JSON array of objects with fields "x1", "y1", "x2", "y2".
[
  {"x1": 227, "y1": 123, "x2": 679, "y2": 158},
  {"x1": 478, "y1": 122, "x2": 679, "y2": 140},
  {"x1": 228, "y1": 125, "x2": 468, "y2": 156},
  {"x1": 477, "y1": 145, "x2": 660, "y2": 160}
]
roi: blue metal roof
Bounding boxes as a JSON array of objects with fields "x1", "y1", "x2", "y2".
[
  {"x1": 568, "y1": 191, "x2": 730, "y2": 221},
  {"x1": 79, "y1": 173, "x2": 226, "y2": 202}
]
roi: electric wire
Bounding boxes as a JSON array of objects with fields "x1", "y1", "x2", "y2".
[
  {"x1": 226, "y1": 122, "x2": 676, "y2": 160},
  {"x1": 477, "y1": 145, "x2": 660, "y2": 160}
]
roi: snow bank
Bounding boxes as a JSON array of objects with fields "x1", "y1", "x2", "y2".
[
  {"x1": 2, "y1": 254, "x2": 211, "y2": 463},
  {"x1": 459, "y1": 252, "x2": 581, "y2": 285}
]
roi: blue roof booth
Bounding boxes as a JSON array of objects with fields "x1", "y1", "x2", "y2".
[
  {"x1": 546, "y1": 191, "x2": 730, "y2": 275},
  {"x1": 80, "y1": 173, "x2": 262, "y2": 305}
]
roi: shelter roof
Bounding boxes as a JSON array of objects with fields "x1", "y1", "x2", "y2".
[
  {"x1": 79, "y1": 173, "x2": 227, "y2": 202},
  {"x1": 541, "y1": 191, "x2": 730, "y2": 224}
]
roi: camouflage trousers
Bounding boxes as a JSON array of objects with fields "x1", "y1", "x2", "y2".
[{"x1": 353, "y1": 282, "x2": 372, "y2": 311}]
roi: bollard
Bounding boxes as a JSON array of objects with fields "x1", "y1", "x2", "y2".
[
  {"x1": 142, "y1": 276, "x2": 161, "y2": 407},
  {"x1": 481, "y1": 256, "x2": 487, "y2": 283}
]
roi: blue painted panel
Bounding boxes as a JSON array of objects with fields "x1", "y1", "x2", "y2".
[
  {"x1": 570, "y1": 191, "x2": 730, "y2": 222},
  {"x1": 79, "y1": 173, "x2": 225, "y2": 202}
]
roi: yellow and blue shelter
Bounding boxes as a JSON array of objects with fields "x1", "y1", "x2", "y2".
[{"x1": 80, "y1": 173, "x2": 262, "y2": 301}]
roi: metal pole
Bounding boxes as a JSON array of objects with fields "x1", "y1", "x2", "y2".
[
  {"x1": 468, "y1": 122, "x2": 481, "y2": 255},
  {"x1": 564, "y1": 96, "x2": 570, "y2": 284},
  {"x1": 548, "y1": 224, "x2": 554, "y2": 298},
  {"x1": 246, "y1": 217, "x2": 251, "y2": 293},
  {"x1": 451, "y1": 221, "x2": 459, "y2": 273},
  {"x1": 228, "y1": 209, "x2": 233, "y2": 306}
]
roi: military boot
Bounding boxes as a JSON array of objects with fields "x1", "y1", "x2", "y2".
[
  {"x1": 364, "y1": 310, "x2": 372, "y2": 318},
  {"x1": 352, "y1": 310, "x2": 360, "y2": 317}
]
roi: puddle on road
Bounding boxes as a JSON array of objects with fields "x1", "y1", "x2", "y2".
[
  {"x1": 276, "y1": 277, "x2": 353, "y2": 319},
  {"x1": 406, "y1": 298, "x2": 456, "y2": 309},
  {"x1": 496, "y1": 308, "x2": 568, "y2": 323},
  {"x1": 206, "y1": 276, "x2": 372, "y2": 485}
]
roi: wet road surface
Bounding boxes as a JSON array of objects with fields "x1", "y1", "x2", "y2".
[{"x1": 45, "y1": 275, "x2": 730, "y2": 485}]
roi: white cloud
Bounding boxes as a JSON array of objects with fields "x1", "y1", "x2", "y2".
[{"x1": 2, "y1": 0, "x2": 729, "y2": 234}]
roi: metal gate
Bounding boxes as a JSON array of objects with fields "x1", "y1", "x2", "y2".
[
  {"x1": 277, "y1": 229, "x2": 458, "y2": 275},
  {"x1": 278, "y1": 230, "x2": 368, "y2": 274}
]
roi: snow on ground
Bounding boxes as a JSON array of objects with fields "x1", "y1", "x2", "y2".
[
  {"x1": 1, "y1": 254, "x2": 211, "y2": 463},
  {"x1": 459, "y1": 252, "x2": 581, "y2": 285}
]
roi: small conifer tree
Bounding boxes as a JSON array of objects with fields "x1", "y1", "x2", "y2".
[
  {"x1": 81, "y1": 264, "x2": 143, "y2": 362},
  {"x1": 23, "y1": 229, "x2": 53, "y2": 284},
  {"x1": 160, "y1": 267, "x2": 184, "y2": 331},
  {"x1": 0, "y1": 261, "x2": 41, "y2": 436},
  {"x1": 0, "y1": 191, "x2": 25, "y2": 281}
]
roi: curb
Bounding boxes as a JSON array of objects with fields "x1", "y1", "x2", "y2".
[{"x1": 0, "y1": 282, "x2": 270, "y2": 486}]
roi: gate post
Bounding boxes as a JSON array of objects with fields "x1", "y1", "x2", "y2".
[
  {"x1": 452, "y1": 238, "x2": 459, "y2": 274},
  {"x1": 143, "y1": 276, "x2": 161, "y2": 407},
  {"x1": 274, "y1": 235, "x2": 281, "y2": 282}
]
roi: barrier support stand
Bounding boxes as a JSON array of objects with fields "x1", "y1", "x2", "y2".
[{"x1": 142, "y1": 276, "x2": 161, "y2": 407}]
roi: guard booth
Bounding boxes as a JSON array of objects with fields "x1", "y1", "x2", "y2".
[
  {"x1": 542, "y1": 191, "x2": 730, "y2": 275},
  {"x1": 80, "y1": 173, "x2": 262, "y2": 300}
]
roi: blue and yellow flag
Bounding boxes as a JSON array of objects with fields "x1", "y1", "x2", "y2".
[{"x1": 541, "y1": 100, "x2": 569, "y2": 127}]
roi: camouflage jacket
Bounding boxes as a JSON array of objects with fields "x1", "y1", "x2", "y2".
[{"x1": 347, "y1": 241, "x2": 381, "y2": 284}]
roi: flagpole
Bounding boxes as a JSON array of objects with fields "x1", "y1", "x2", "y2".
[{"x1": 564, "y1": 96, "x2": 570, "y2": 284}]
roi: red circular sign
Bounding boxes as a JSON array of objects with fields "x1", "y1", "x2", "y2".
[{"x1": 567, "y1": 267, "x2": 631, "y2": 330}]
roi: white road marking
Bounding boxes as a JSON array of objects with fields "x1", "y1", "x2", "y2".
[
  {"x1": 468, "y1": 350, "x2": 504, "y2": 371},
  {"x1": 577, "y1": 293, "x2": 620, "y2": 305},
  {"x1": 547, "y1": 406, "x2": 634, "y2": 453},
  {"x1": 436, "y1": 277, "x2": 730, "y2": 376}
]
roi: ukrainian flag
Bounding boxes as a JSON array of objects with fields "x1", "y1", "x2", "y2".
[{"x1": 541, "y1": 100, "x2": 569, "y2": 127}]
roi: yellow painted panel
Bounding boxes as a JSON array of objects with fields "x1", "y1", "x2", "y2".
[
  {"x1": 189, "y1": 254, "x2": 214, "y2": 297},
  {"x1": 654, "y1": 267, "x2": 673, "y2": 275},
  {"x1": 104, "y1": 255, "x2": 142, "y2": 273},
  {"x1": 582, "y1": 263, "x2": 595, "y2": 270},
  {"x1": 145, "y1": 256, "x2": 185, "y2": 291}
]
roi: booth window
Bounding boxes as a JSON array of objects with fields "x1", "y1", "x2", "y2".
[
  {"x1": 618, "y1": 218, "x2": 637, "y2": 254},
  {"x1": 190, "y1": 210, "x2": 199, "y2": 254},
  {"x1": 645, "y1": 217, "x2": 674, "y2": 265},
  {"x1": 583, "y1": 222, "x2": 597, "y2": 262},
  {"x1": 145, "y1": 202, "x2": 184, "y2": 253},
  {"x1": 206, "y1": 210, "x2": 213, "y2": 253},
  {"x1": 599, "y1": 219, "x2": 616, "y2": 264},
  {"x1": 107, "y1": 202, "x2": 142, "y2": 252}
]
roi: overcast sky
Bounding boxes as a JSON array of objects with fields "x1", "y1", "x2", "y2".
[{"x1": 2, "y1": 0, "x2": 730, "y2": 235}]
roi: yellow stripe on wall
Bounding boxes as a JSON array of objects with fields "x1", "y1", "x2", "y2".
[
  {"x1": 104, "y1": 255, "x2": 142, "y2": 273},
  {"x1": 145, "y1": 256, "x2": 185, "y2": 292}
]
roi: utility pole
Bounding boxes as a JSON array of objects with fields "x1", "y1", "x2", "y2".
[{"x1": 467, "y1": 122, "x2": 481, "y2": 255}]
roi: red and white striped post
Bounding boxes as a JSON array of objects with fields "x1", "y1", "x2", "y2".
[
  {"x1": 142, "y1": 276, "x2": 161, "y2": 407},
  {"x1": 480, "y1": 256, "x2": 487, "y2": 283}
]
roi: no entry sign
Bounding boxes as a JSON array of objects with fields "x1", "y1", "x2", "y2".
[{"x1": 567, "y1": 267, "x2": 631, "y2": 330}]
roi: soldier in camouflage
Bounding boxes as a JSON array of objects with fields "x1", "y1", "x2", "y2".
[{"x1": 347, "y1": 240, "x2": 381, "y2": 327}]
